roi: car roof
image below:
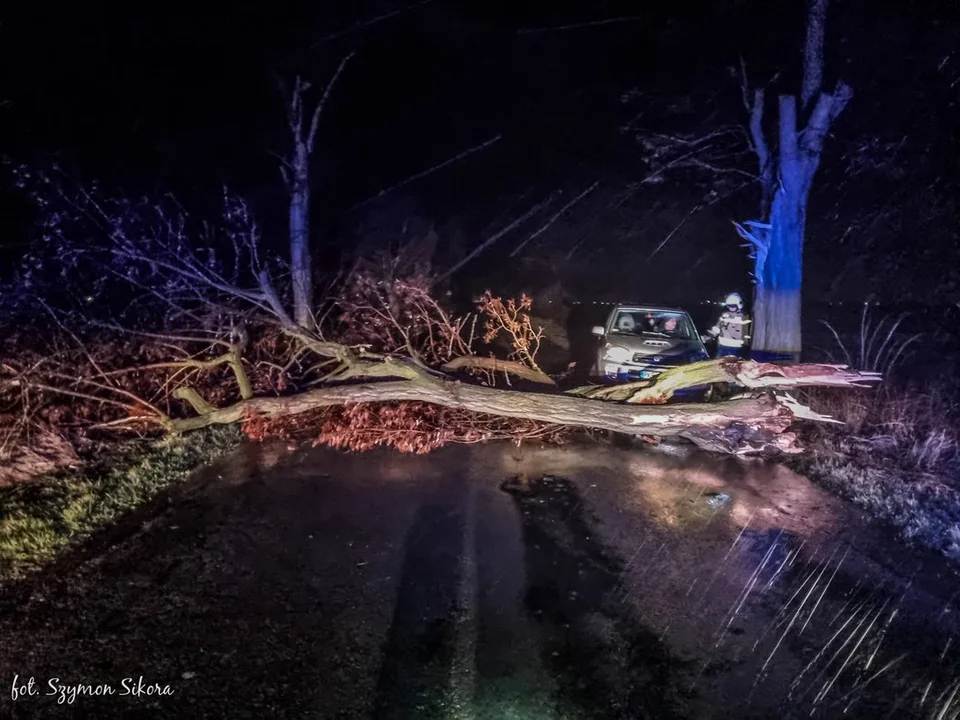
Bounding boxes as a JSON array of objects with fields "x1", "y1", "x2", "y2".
[
  {"x1": 608, "y1": 304, "x2": 689, "y2": 314},
  {"x1": 571, "y1": 301, "x2": 689, "y2": 313}
]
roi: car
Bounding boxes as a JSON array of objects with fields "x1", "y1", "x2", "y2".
[{"x1": 590, "y1": 304, "x2": 711, "y2": 384}]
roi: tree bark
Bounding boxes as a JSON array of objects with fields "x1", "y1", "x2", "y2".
[
  {"x1": 571, "y1": 357, "x2": 876, "y2": 403},
  {"x1": 170, "y1": 376, "x2": 801, "y2": 455},
  {"x1": 167, "y1": 354, "x2": 879, "y2": 455},
  {"x1": 750, "y1": 183, "x2": 806, "y2": 361},
  {"x1": 289, "y1": 175, "x2": 313, "y2": 329},
  {"x1": 802, "y1": 0, "x2": 829, "y2": 111},
  {"x1": 441, "y1": 356, "x2": 556, "y2": 385}
]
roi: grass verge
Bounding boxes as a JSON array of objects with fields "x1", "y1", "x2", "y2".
[
  {"x1": 0, "y1": 426, "x2": 242, "y2": 579},
  {"x1": 793, "y1": 383, "x2": 960, "y2": 561}
]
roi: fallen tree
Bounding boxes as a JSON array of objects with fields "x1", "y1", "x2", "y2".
[
  {"x1": 0, "y1": 172, "x2": 881, "y2": 461},
  {"x1": 162, "y1": 351, "x2": 879, "y2": 455},
  {"x1": 1, "y1": 313, "x2": 880, "y2": 458}
]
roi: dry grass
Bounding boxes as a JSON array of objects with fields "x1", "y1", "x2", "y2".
[
  {"x1": 797, "y1": 382, "x2": 960, "y2": 560},
  {"x1": 799, "y1": 305, "x2": 960, "y2": 559},
  {"x1": 809, "y1": 302, "x2": 958, "y2": 473},
  {"x1": 817, "y1": 303, "x2": 922, "y2": 376},
  {"x1": 806, "y1": 383, "x2": 959, "y2": 474}
]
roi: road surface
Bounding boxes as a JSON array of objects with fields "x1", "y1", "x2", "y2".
[{"x1": 0, "y1": 440, "x2": 957, "y2": 718}]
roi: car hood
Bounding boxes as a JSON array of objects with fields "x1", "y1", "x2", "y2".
[{"x1": 606, "y1": 333, "x2": 702, "y2": 358}]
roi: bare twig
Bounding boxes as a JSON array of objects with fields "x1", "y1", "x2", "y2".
[{"x1": 36, "y1": 300, "x2": 115, "y2": 387}]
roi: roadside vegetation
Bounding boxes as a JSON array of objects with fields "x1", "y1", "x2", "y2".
[
  {"x1": 0, "y1": 426, "x2": 240, "y2": 579},
  {"x1": 796, "y1": 306, "x2": 960, "y2": 560}
]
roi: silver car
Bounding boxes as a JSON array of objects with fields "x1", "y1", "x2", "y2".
[{"x1": 591, "y1": 304, "x2": 710, "y2": 382}]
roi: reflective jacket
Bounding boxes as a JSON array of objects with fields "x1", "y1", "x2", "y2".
[{"x1": 709, "y1": 311, "x2": 751, "y2": 348}]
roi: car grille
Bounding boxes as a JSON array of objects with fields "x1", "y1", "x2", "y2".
[{"x1": 633, "y1": 353, "x2": 675, "y2": 365}]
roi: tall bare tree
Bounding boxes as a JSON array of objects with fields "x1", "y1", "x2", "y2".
[
  {"x1": 736, "y1": 0, "x2": 851, "y2": 361},
  {"x1": 277, "y1": 55, "x2": 354, "y2": 328}
]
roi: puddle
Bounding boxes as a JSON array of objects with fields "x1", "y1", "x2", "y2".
[{"x1": 501, "y1": 441, "x2": 960, "y2": 718}]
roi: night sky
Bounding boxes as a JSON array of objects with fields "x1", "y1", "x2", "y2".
[{"x1": 1, "y1": 0, "x2": 958, "y2": 305}]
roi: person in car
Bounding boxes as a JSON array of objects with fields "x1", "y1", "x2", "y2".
[
  {"x1": 659, "y1": 317, "x2": 679, "y2": 335},
  {"x1": 706, "y1": 293, "x2": 751, "y2": 357}
]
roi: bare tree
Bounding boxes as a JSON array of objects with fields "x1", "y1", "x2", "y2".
[
  {"x1": 276, "y1": 55, "x2": 354, "y2": 328},
  {"x1": 622, "y1": 0, "x2": 851, "y2": 362},
  {"x1": 736, "y1": 0, "x2": 851, "y2": 361}
]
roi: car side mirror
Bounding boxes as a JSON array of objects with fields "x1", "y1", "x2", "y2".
[{"x1": 591, "y1": 326, "x2": 605, "y2": 337}]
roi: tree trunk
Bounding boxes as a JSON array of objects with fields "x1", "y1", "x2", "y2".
[
  {"x1": 802, "y1": 0, "x2": 829, "y2": 111},
  {"x1": 166, "y1": 355, "x2": 879, "y2": 456},
  {"x1": 751, "y1": 183, "x2": 806, "y2": 362},
  {"x1": 290, "y1": 147, "x2": 313, "y2": 328},
  {"x1": 279, "y1": 60, "x2": 352, "y2": 328},
  {"x1": 742, "y1": 0, "x2": 849, "y2": 364},
  {"x1": 170, "y1": 376, "x2": 802, "y2": 455}
]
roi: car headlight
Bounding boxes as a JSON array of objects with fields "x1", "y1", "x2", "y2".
[{"x1": 603, "y1": 344, "x2": 633, "y2": 363}]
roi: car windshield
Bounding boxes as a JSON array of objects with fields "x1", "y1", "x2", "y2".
[{"x1": 610, "y1": 310, "x2": 696, "y2": 340}]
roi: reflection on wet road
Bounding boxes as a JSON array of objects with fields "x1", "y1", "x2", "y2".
[{"x1": 0, "y1": 440, "x2": 958, "y2": 718}]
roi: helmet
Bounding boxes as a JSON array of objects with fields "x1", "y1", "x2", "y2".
[{"x1": 724, "y1": 293, "x2": 743, "y2": 310}]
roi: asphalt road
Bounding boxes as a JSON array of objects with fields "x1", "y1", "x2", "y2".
[{"x1": 0, "y1": 441, "x2": 957, "y2": 719}]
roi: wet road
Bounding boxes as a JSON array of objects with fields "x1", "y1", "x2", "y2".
[{"x1": 0, "y1": 440, "x2": 958, "y2": 718}]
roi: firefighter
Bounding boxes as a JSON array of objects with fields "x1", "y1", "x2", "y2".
[{"x1": 706, "y1": 293, "x2": 751, "y2": 358}]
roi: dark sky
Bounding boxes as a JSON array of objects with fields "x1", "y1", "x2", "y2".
[
  {"x1": 1, "y1": 0, "x2": 958, "y2": 303},
  {"x1": 0, "y1": 1, "x2": 785, "y2": 194}
]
